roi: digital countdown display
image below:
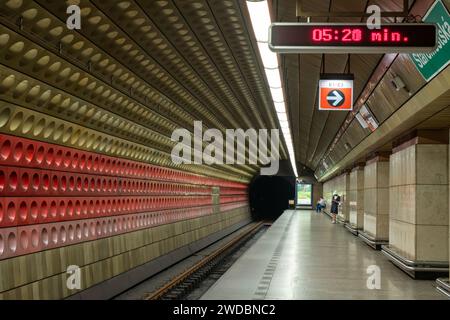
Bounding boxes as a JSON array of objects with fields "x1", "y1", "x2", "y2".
[{"x1": 269, "y1": 23, "x2": 437, "y2": 53}]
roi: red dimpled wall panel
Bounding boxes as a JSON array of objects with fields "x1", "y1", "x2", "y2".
[
  {"x1": 0, "y1": 134, "x2": 246, "y2": 188},
  {"x1": 0, "y1": 134, "x2": 249, "y2": 260}
]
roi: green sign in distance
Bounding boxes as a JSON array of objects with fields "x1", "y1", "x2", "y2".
[{"x1": 410, "y1": 0, "x2": 450, "y2": 81}]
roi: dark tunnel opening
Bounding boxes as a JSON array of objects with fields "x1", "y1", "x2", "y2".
[{"x1": 249, "y1": 175, "x2": 295, "y2": 221}]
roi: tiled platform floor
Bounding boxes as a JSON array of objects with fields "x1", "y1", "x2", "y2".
[{"x1": 202, "y1": 210, "x2": 446, "y2": 300}]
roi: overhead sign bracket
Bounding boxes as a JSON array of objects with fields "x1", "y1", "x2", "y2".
[
  {"x1": 296, "y1": 0, "x2": 409, "y2": 18},
  {"x1": 320, "y1": 73, "x2": 354, "y2": 81}
]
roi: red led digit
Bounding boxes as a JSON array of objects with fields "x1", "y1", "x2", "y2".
[
  {"x1": 312, "y1": 29, "x2": 322, "y2": 41},
  {"x1": 312, "y1": 28, "x2": 334, "y2": 42},
  {"x1": 322, "y1": 28, "x2": 332, "y2": 41},
  {"x1": 352, "y1": 29, "x2": 362, "y2": 42},
  {"x1": 342, "y1": 29, "x2": 352, "y2": 42}
]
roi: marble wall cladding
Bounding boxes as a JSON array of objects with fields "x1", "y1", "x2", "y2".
[
  {"x1": 416, "y1": 144, "x2": 449, "y2": 262},
  {"x1": 416, "y1": 145, "x2": 448, "y2": 185},
  {"x1": 416, "y1": 225, "x2": 449, "y2": 261},
  {"x1": 389, "y1": 143, "x2": 449, "y2": 262},
  {"x1": 349, "y1": 168, "x2": 364, "y2": 229},
  {"x1": 364, "y1": 212, "x2": 377, "y2": 236},
  {"x1": 416, "y1": 184, "x2": 449, "y2": 225},
  {"x1": 313, "y1": 183, "x2": 323, "y2": 208},
  {"x1": 377, "y1": 162, "x2": 390, "y2": 189},
  {"x1": 389, "y1": 184, "x2": 416, "y2": 224},
  {"x1": 349, "y1": 191, "x2": 358, "y2": 226},
  {"x1": 365, "y1": 187, "x2": 377, "y2": 210},
  {"x1": 377, "y1": 213, "x2": 390, "y2": 240},
  {"x1": 364, "y1": 161, "x2": 389, "y2": 240},
  {"x1": 389, "y1": 219, "x2": 416, "y2": 260},
  {"x1": 339, "y1": 173, "x2": 350, "y2": 222},
  {"x1": 364, "y1": 162, "x2": 377, "y2": 189},
  {"x1": 323, "y1": 179, "x2": 334, "y2": 209},
  {"x1": 390, "y1": 145, "x2": 416, "y2": 187}
]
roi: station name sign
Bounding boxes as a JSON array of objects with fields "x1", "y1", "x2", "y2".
[{"x1": 269, "y1": 23, "x2": 437, "y2": 54}]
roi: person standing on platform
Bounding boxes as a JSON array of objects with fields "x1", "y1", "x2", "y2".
[{"x1": 330, "y1": 191, "x2": 341, "y2": 224}]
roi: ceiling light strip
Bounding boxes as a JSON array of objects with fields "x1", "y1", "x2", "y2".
[{"x1": 246, "y1": 0, "x2": 298, "y2": 177}]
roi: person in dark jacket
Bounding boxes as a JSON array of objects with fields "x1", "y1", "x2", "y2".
[{"x1": 330, "y1": 191, "x2": 341, "y2": 224}]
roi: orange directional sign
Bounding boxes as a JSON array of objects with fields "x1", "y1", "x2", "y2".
[{"x1": 318, "y1": 79, "x2": 353, "y2": 111}]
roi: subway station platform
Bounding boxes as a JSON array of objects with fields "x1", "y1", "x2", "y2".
[
  {"x1": 202, "y1": 210, "x2": 445, "y2": 300},
  {"x1": 0, "y1": 0, "x2": 449, "y2": 302}
]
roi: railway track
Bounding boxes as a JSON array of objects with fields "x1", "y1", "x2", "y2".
[{"x1": 144, "y1": 221, "x2": 270, "y2": 300}]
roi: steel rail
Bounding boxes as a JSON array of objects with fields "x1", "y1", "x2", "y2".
[{"x1": 144, "y1": 221, "x2": 268, "y2": 300}]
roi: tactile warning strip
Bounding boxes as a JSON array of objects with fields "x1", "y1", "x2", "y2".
[{"x1": 253, "y1": 212, "x2": 294, "y2": 300}]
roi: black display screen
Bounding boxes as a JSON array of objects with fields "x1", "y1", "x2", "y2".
[{"x1": 269, "y1": 23, "x2": 436, "y2": 53}]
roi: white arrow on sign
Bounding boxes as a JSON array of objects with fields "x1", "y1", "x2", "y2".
[{"x1": 327, "y1": 90, "x2": 344, "y2": 107}]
